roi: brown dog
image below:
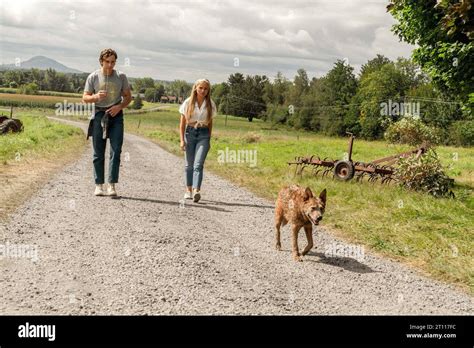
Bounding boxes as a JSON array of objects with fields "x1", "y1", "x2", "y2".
[{"x1": 275, "y1": 185, "x2": 327, "y2": 261}]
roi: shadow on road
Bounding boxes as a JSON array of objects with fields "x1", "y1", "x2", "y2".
[
  {"x1": 118, "y1": 196, "x2": 274, "y2": 212},
  {"x1": 118, "y1": 196, "x2": 232, "y2": 212},
  {"x1": 200, "y1": 199, "x2": 274, "y2": 209},
  {"x1": 305, "y1": 251, "x2": 375, "y2": 273}
]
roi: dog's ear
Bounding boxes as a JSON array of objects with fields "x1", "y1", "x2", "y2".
[
  {"x1": 319, "y1": 189, "x2": 327, "y2": 205},
  {"x1": 304, "y1": 187, "x2": 313, "y2": 201}
]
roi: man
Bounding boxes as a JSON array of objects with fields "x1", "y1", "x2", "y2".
[{"x1": 82, "y1": 48, "x2": 132, "y2": 196}]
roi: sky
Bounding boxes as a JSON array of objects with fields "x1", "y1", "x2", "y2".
[{"x1": 0, "y1": 0, "x2": 415, "y2": 83}]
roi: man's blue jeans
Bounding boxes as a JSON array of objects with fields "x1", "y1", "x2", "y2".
[
  {"x1": 184, "y1": 126, "x2": 210, "y2": 189},
  {"x1": 92, "y1": 110, "x2": 124, "y2": 184}
]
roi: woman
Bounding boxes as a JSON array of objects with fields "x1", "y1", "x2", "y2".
[{"x1": 179, "y1": 79, "x2": 216, "y2": 202}]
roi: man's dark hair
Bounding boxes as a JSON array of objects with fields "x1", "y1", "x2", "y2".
[{"x1": 99, "y1": 48, "x2": 118, "y2": 64}]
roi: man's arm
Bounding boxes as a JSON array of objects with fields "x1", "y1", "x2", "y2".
[
  {"x1": 106, "y1": 88, "x2": 132, "y2": 117},
  {"x1": 83, "y1": 91, "x2": 106, "y2": 103}
]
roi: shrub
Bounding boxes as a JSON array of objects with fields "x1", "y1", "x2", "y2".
[
  {"x1": 266, "y1": 104, "x2": 288, "y2": 125},
  {"x1": 384, "y1": 117, "x2": 441, "y2": 146},
  {"x1": 131, "y1": 94, "x2": 143, "y2": 109},
  {"x1": 448, "y1": 120, "x2": 474, "y2": 147},
  {"x1": 240, "y1": 132, "x2": 261, "y2": 143},
  {"x1": 18, "y1": 83, "x2": 39, "y2": 95},
  {"x1": 396, "y1": 149, "x2": 454, "y2": 197}
]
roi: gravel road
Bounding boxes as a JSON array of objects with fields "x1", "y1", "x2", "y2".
[{"x1": 1, "y1": 118, "x2": 472, "y2": 315}]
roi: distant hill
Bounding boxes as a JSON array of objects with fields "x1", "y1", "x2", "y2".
[{"x1": 0, "y1": 56, "x2": 84, "y2": 74}]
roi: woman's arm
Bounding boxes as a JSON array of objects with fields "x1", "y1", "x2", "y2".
[
  {"x1": 179, "y1": 115, "x2": 186, "y2": 151},
  {"x1": 208, "y1": 118, "x2": 213, "y2": 137}
]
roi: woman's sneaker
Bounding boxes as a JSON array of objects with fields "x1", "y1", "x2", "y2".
[
  {"x1": 107, "y1": 183, "x2": 117, "y2": 196},
  {"x1": 193, "y1": 190, "x2": 201, "y2": 203},
  {"x1": 94, "y1": 184, "x2": 105, "y2": 196},
  {"x1": 184, "y1": 191, "x2": 193, "y2": 200}
]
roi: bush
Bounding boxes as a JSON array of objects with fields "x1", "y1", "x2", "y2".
[
  {"x1": 240, "y1": 132, "x2": 261, "y2": 143},
  {"x1": 396, "y1": 149, "x2": 454, "y2": 197},
  {"x1": 384, "y1": 117, "x2": 441, "y2": 146},
  {"x1": 131, "y1": 94, "x2": 143, "y2": 110},
  {"x1": 449, "y1": 120, "x2": 474, "y2": 147},
  {"x1": 266, "y1": 104, "x2": 288, "y2": 125},
  {"x1": 18, "y1": 83, "x2": 39, "y2": 95}
]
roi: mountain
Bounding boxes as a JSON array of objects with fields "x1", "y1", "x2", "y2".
[{"x1": 0, "y1": 56, "x2": 84, "y2": 73}]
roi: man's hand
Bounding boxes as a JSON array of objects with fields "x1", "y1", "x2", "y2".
[
  {"x1": 96, "y1": 90, "x2": 107, "y2": 102},
  {"x1": 180, "y1": 141, "x2": 186, "y2": 151},
  {"x1": 106, "y1": 104, "x2": 123, "y2": 117}
]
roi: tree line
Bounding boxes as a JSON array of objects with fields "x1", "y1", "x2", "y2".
[
  {"x1": 210, "y1": 55, "x2": 471, "y2": 145},
  {"x1": 0, "y1": 69, "x2": 192, "y2": 102}
]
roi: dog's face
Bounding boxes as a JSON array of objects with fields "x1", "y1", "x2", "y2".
[{"x1": 302, "y1": 187, "x2": 326, "y2": 225}]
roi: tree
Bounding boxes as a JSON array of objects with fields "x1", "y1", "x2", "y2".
[
  {"x1": 218, "y1": 73, "x2": 268, "y2": 121},
  {"x1": 287, "y1": 68, "x2": 309, "y2": 107},
  {"x1": 144, "y1": 86, "x2": 164, "y2": 102},
  {"x1": 132, "y1": 94, "x2": 143, "y2": 109},
  {"x1": 359, "y1": 54, "x2": 391, "y2": 81},
  {"x1": 211, "y1": 82, "x2": 229, "y2": 111},
  {"x1": 407, "y1": 83, "x2": 460, "y2": 129},
  {"x1": 133, "y1": 77, "x2": 155, "y2": 93},
  {"x1": 294, "y1": 60, "x2": 358, "y2": 134},
  {"x1": 388, "y1": 0, "x2": 474, "y2": 112},
  {"x1": 357, "y1": 63, "x2": 411, "y2": 139},
  {"x1": 265, "y1": 71, "x2": 291, "y2": 105},
  {"x1": 169, "y1": 80, "x2": 192, "y2": 101}
]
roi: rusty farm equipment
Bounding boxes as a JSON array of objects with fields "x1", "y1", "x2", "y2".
[
  {"x1": 288, "y1": 133, "x2": 429, "y2": 184},
  {"x1": 0, "y1": 107, "x2": 23, "y2": 135}
]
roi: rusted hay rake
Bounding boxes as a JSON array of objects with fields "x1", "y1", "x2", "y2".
[
  {"x1": 0, "y1": 107, "x2": 23, "y2": 135},
  {"x1": 288, "y1": 133, "x2": 429, "y2": 184}
]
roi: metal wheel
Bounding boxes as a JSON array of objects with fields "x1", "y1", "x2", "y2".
[{"x1": 333, "y1": 160, "x2": 355, "y2": 181}]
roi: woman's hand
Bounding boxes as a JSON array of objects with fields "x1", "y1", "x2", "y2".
[{"x1": 180, "y1": 140, "x2": 186, "y2": 151}]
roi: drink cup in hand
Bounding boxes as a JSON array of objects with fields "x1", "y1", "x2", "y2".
[{"x1": 97, "y1": 90, "x2": 107, "y2": 101}]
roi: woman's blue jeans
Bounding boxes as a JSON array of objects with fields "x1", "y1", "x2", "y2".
[
  {"x1": 184, "y1": 126, "x2": 210, "y2": 189},
  {"x1": 92, "y1": 110, "x2": 124, "y2": 184}
]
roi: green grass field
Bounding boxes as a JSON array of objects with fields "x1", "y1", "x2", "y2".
[
  {"x1": 0, "y1": 108, "x2": 86, "y2": 165},
  {"x1": 118, "y1": 106, "x2": 473, "y2": 294},
  {"x1": 4, "y1": 101, "x2": 473, "y2": 294}
]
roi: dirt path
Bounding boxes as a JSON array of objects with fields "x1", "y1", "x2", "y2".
[{"x1": 1, "y1": 118, "x2": 472, "y2": 315}]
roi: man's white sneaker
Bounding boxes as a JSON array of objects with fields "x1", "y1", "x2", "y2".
[
  {"x1": 107, "y1": 183, "x2": 117, "y2": 196},
  {"x1": 193, "y1": 190, "x2": 201, "y2": 203},
  {"x1": 94, "y1": 184, "x2": 105, "y2": 196},
  {"x1": 184, "y1": 191, "x2": 193, "y2": 200}
]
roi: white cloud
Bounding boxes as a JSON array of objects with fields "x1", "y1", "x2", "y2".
[{"x1": 0, "y1": 0, "x2": 415, "y2": 82}]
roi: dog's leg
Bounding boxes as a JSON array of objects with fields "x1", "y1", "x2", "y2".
[
  {"x1": 275, "y1": 218, "x2": 282, "y2": 251},
  {"x1": 291, "y1": 225, "x2": 302, "y2": 262},
  {"x1": 301, "y1": 224, "x2": 313, "y2": 256},
  {"x1": 275, "y1": 205, "x2": 284, "y2": 251}
]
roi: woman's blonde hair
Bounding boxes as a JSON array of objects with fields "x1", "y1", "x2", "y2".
[{"x1": 185, "y1": 79, "x2": 213, "y2": 123}]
